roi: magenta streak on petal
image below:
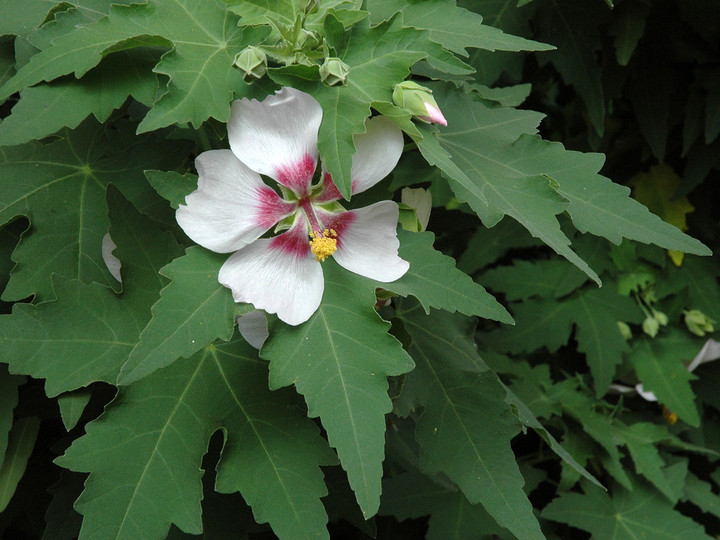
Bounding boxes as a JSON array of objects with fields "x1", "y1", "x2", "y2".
[
  {"x1": 255, "y1": 186, "x2": 297, "y2": 228},
  {"x1": 314, "y1": 172, "x2": 343, "y2": 203},
  {"x1": 269, "y1": 220, "x2": 311, "y2": 258},
  {"x1": 317, "y1": 210, "x2": 356, "y2": 249},
  {"x1": 299, "y1": 197, "x2": 324, "y2": 236},
  {"x1": 274, "y1": 153, "x2": 316, "y2": 196}
]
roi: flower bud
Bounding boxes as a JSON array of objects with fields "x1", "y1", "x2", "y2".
[
  {"x1": 684, "y1": 309, "x2": 715, "y2": 336},
  {"x1": 233, "y1": 46, "x2": 267, "y2": 82},
  {"x1": 392, "y1": 81, "x2": 447, "y2": 126},
  {"x1": 401, "y1": 187, "x2": 432, "y2": 231},
  {"x1": 642, "y1": 316, "x2": 659, "y2": 337},
  {"x1": 653, "y1": 310, "x2": 669, "y2": 326},
  {"x1": 319, "y1": 57, "x2": 350, "y2": 86},
  {"x1": 617, "y1": 321, "x2": 632, "y2": 341}
]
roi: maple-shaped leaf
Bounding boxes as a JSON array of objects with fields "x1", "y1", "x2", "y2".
[
  {"x1": 57, "y1": 336, "x2": 336, "y2": 540},
  {"x1": 543, "y1": 479, "x2": 713, "y2": 540},
  {"x1": 367, "y1": 0, "x2": 552, "y2": 57},
  {"x1": 629, "y1": 164, "x2": 696, "y2": 266},
  {"x1": 261, "y1": 260, "x2": 414, "y2": 518},
  {"x1": 0, "y1": 0, "x2": 268, "y2": 132},
  {"x1": 380, "y1": 229, "x2": 512, "y2": 322},
  {"x1": 118, "y1": 247, "x2": 236, "y2": 385},
  {"x1": 397, "y1": 301, "x2": 544, "y2": 540},
  {"x1": 682, "y1": 472, "x2": 720, "y2": 521},
  {"x1": 661, "y1": 256, "x2": 720, "y2": 324},
  {"x1": 0, "y1": 188, "x2": 183, "y2": 396},
  {"x1": 629, "y1": 330, "x2": 701, "y2": 427},
  {"x1": 420, "y1": 86, "x2": 710, "y2": 281},
  {"x1": 268, "y1": 15, "x2": 426, "y2": 197},
  {"x1": 0, "y1": 119, "x2": 187, "y2": 302},
  {"x1": 0, "y1": 50, "x2": 158, "y2": 147},
  {"x1": 484, "y1": 284, "x2": 643, "y2": 396},
  {"x1": 380, "y1": 470, "x2": 508, "y2": 540}
]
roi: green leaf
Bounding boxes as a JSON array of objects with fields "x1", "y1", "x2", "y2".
[
  {"x1": 144, "y1": 170, "x2": 198, "y2": 209},
  {"x1": 0, "y1": 188, "x2": 183, "y2": 396},
  {"x1": 268, "y1": 15, "x2": 426, "y2": 197},
  {"x1": 682, "y1": 472, "x2": 720, "y2": 520},
  {"x1": 367, "y1": 0, "x2": 552, "y2": 56},
  {"x1": 535, "y1": 0, "x2": 608, "y2": 135},
  {"x1": 0, "y1": 50, "x2": 158, "y2": 146},
  {"x1": 662, "y1": 256, "x2": 720, "y2": 324},
  {"x1": 415, "y1": 90, "x2": 601, "y2": 283},
  {"x1": 262, "y1": 260, "x2": 414, "y2": 518},
  {"x1": 610, "y1": 0, "x2": 649, "y2": 66},
  {"x1": 481, "y1": 259, "x2": 591, "y2": 301},
  {"x1": 43, "y1": 471, "x2": 84, "y2": 540},
  {"x1": 0, "y1": 0, "x2": 266, "y2": 131},
  {"x1": 57, "y1": 336, "x2": 335, "y2": 540},
  {"x1": 380, "y1": 469, "x2": 508, "y2": 540},
  {"x1": 0, "y1": 119, "x2": 186, "y2": 302},
  {"x1": 457, "y1": 218, "x2": 542, "y2": 274},
  {"x1": 543, "y1": 479, "x2": 714, "y2": 540},
  {"x1": 118, "y1": 247, "x2": 236, "y2": 385},
  {"x1": 0, "y1": 416, "x2": 40, "y2": 512},
  {"x1": 630, "y1": 331, "x2": 701, "y2": 427},
  {"x1": 398, "y1": 302, "x2": 544, "y2": 540},
  {"x1": 0, "y1": 364, "x2": 24, "y2": 462},
  {"x1": 381, "y1": 229, "x2": 512, "y2": 322},
  {"x1": 57, "y1": 388, "x2": 93, "y2": 431}
]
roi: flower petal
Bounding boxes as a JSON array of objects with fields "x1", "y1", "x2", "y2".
[
  {"x1": 228, "y1": 87, "x2": 322, "y2": 196},
  {"x1": 349, "y1": 116, "x2": 404, "y2": 195},
  {"x1": 318, "y1": 201, "x2": 409, "y2": 282},
  {"x1": 177, "y1": 150, "x2": 296, "y2": 253},
  {"x1": 236, "y1": 310, "x2": 269, "y2": 349},
  {"x1": 102, "y1": 233, "x2": 122, "y2": 283},
  {"x1": 218, "y1": 218, "x2": 324, "y2": 326}
]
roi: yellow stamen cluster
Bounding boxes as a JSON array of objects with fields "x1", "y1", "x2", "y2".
[{"x1": 309, "y1": 229, "x2": 338, "y2": 262}]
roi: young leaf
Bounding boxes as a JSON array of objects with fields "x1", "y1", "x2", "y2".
[
  {"x1": 57, "y1": 336, "x2": 335, "y2": 540},
  {"x1": 398, "y1": 302, "x2": 544, "y2": 540},
  {"x1": 261, "y1": 260, "x2": 415, "y2": 518},
  {"x1": 0, "y1": 188, "x2": 183, "y2": 396},
  {"x1": 381, "y1": 229, "x2": 512, "y2": 322},
  {"x1": 118, "y1": 247, "x2": 236, "y2": 385}
]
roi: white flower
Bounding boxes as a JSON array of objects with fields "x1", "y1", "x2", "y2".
[{"x1": 176, "y1": 87, "x2": 409, "y2": 325}]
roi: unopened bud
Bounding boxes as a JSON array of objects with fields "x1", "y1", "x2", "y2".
[
  {"x1": 653, "y1": 310, "x2": 669, "y2": 326},
  {"x1": 642, "y1": 316, "x2": 660, "y2": 338},
  {"x1": 617, "y1": 321, "x2": 632, "y2": 341},
  {"x1": 392, "y1": 81, "x2": 447, "y2": 126},
  {"x1": 233, "y1": 46, "x2": 267, "y2": 82},
  {"x1": 684, "y1": 309, "x2": 715, "y2": 336},
  {"x1": 319, "y1": 57, "x2": 350, "y2": 86},
  {"x1": 401, "y1": 187, "x2": 432, "y2": 231}
]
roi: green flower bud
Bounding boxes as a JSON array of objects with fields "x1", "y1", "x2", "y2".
[
  {"x1": 319, "y1": 57, "x2": 350, "y2": 86},
  {"x1": 684, "y1": 309, "x2": 716, "y2": 336},
  {"x1": 617, "y1": 321, "x2": 632, "y2": 341},
  {"x1": 392, "y1": 81, "x2": 447, "y2": 126},
  {"x1": 642, "y1": 316, "x2": 660, "y2": 337},
  {"x1": 653, "y1": 310, "x2": 669, "y2": 326},
  {"x1": 233, "y1": 46, "x2": 267, "y2": 82}
]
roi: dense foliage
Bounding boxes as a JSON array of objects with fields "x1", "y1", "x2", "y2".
[{"x1": 0, "y1": 0, "x2": 718, "y2": 538}]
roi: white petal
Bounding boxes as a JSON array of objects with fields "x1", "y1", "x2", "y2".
[
  {"x1": 177, "y1": 150, "x2": 296, "y2": 253},
  {"x1": 228, "y1": 87, "x2": 322, "y2": 196},
  {"x1": 318, "y1": 201, "x2": 409, "y2": 282},
  {"x1": 236, "y1": 310, "x2": 269, "y2": 349},
  {"x1": 635, "y1": 383, "x2": 658, "y2": 402},
  {"x1": 218, "y1": 220, "x2": 324, "y2": 326},
  {"x1": 687, "y1": 338, "x2": 720, "y2": 372},
  {"x1": 350, "y1": 116, "x2": 404, "y2": 195},
  {"x1": 102, "y1": 233, "x2": 122, "y2": 283}
]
